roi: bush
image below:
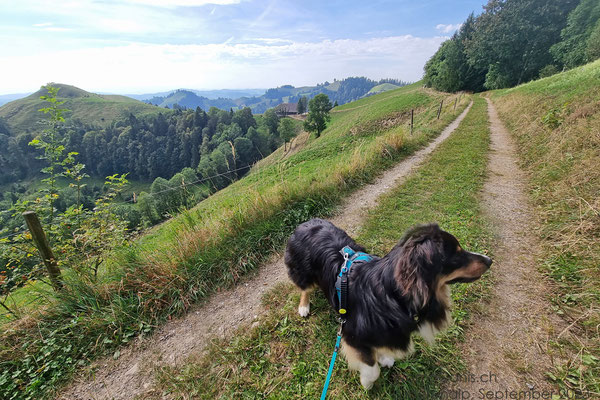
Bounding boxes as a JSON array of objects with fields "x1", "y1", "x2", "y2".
[{"x1": 539, "y1": 65, "x2": 559, "y2": 79}]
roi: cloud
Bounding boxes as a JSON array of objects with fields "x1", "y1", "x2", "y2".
[
  {"x1": 435, "y1": 23, "x2": 462, "y2": 34},
  {"x1": 0, "y1": 35, "x2": 446, "y2": 93},
  {"x1": 32, "y1": 22, "x2": 72, "y2": 32}
]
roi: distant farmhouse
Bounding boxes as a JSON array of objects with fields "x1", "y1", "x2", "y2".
[{"x1": 275, "y1": 102, "x2": 298, "y2": 116}]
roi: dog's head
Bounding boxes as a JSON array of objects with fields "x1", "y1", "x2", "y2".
[{"x1": 393, "y1": 223, "x2": 492, "y2": 309}]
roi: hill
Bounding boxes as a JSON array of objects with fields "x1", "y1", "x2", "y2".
[
  {"x1": 126, "y1": 88, "x2": 266, "y2": 101},
  {"x1": 0, "y1": 83, "x2": 167, "y2": 135},
  {"x1": 146, "y1": 89, "x2": 239, "y2": 110},
  {"x1": 367, "y1": 82, "x2": 400, "y2": 95},
  {"x1": 146, "y1": 77, "x2": 410, "y2": 113}
]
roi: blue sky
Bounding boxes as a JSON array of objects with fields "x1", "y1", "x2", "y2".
[{"x1": 0, "y1": 0, "x2": 487, "y2": 94}]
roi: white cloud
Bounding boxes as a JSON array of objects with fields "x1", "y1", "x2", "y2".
[
  {"x1": 31, "y1": 22, "x2": 71, "y2": 32},
  {"x1": 0, "y1": 35, "x2": 445, "y2": 93},
  {"x1": 435, "y1": 23, "x2": 462, "y2": 34}
]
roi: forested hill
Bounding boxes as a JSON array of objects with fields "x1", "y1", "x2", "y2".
[
  {"x1": 423, "y1": 0, "x2": 600, "y2": 92},
  {"x1": 145, "y1": 77, "x2": 408, "y2": 113},
  {"x1": 0, "y1": 83, "x2": 165, "y2": 135},
  {"x1": 0, "y1": 103, "x2": 284, "y2": 186}
]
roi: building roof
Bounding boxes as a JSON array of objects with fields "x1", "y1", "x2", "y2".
[{"x1": 275, "y1": 102, "x2": 298, "y2": 114}]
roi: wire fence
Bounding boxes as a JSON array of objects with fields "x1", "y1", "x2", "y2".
[
  {"x1": 119, "y1": 162, "x2": 255, "y2": 204},
  {"x1": 0, "y1": 230, "x2": 28, "y2": 241}
]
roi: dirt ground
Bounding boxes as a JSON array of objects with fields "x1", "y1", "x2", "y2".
[
  {"x1": 445, "y1": 98, "x2": 568, "y2": 399},
  {"x1": 58, "y1": 104, "x2": 473, "y2": 400}
]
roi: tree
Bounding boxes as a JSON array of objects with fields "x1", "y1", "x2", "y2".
[
  {"x1": 262, "y1": 108, "x2": 280, "y2": 136},
  {"x1": 28, "y1": 85, "x2": 69, "y2": 221},
  {"x1": 278, "y1": 118, "x2": 299, "y2": 151},
  {"x1": 303, "y1": 94, "x2": 332, "y2": 138},
  {"x1": 550, "y1": 0, "x2": 600, "y2": 69},
  {"x1": 587, "y1": 20, "x2": 600, "y2": 62},
  {"x1": 297, "y1": 96, "x2": 308, "y2": 114},
  {"x1": 465, "y1": 0, "x2": 578, "y2": 89},
  {"x1": 232, "y1": 107, "x2": 257, "y2": 135}
]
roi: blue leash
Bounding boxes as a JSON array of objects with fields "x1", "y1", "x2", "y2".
[
  {"x1": 320, "y1": 322, "x2": 344, "y2": 400},
  {"x1": 321, "y1": 246, "x2": 374, "y2": 399}
]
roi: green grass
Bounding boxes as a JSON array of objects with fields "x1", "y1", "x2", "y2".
[
  {"x1": 491, "y1": 59, "x2": 600, "y2": 397},
  {"x1": 0, "y1": 85, "x2": 471, "y2": 400},
  {"x1": 367, "y1": 83, "x2": 400, "y2": 95},
  {"x1": 0, "y1": 83, "x2": 167, "y2": 135},
  {"x1": 150, "y1": 96, "x2": 493, "y2": 399}
]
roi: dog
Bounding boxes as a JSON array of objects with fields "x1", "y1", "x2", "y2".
[{"x1": 284, "y1": 218, "x2": 492, "y2": 389}]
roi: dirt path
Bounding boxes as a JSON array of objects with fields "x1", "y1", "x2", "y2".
[
  {"x1": 446, "y1": 98, "x2": 566, "y2": 399},
  {"x1": 59, "y1": 103, "x2": 473, "y2": 400}
]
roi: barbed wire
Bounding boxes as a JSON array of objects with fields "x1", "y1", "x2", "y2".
[
  {"x1": 119, "y1": 163, "x2": 256, "y2": 204},
  {"x1": 0, "y1": 163, "x2": 263, "y2": 239}
]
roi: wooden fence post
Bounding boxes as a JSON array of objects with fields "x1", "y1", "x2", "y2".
[
  {"x1": 22, "y1": 211, "x2": 62, "y2": 291},
  {"x1": 437, "y1": 100, "x2": 444, "y2": 119},
  {"x1": 410, "y1": 109, "x2": 414, "y2": 135},
  {"x1": 454, "y1": 97, "x2": 458, "y2": 110}
]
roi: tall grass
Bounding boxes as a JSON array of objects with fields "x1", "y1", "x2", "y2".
[
  {"x1": 0, "y1": 85, "x2": 470, "y2": 399},
  {"x1": 491, "y1": 59, "x2": 600, "y2": 396},
  {"x1": 152, "y1": 96, "x2": 493, "y2": 399}
]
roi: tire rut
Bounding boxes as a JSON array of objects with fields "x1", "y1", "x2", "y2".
[{"x1": 446, "y1": 98, "x2": 566, "y2": 399}]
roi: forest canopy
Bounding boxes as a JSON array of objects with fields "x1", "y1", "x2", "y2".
[{"x1": 423, "y1": 0, "x2": 599, "y2": 92}]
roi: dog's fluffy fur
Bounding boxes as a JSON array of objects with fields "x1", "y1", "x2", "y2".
[{"x1": 284, "y1": 218, "x2": 492, "y2": 389}]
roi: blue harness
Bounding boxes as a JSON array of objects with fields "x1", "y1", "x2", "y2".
[
  {"x1": 321, "y1": 246, "x2": 374, "y2": 400},
  {"x1": 335, "y1": 246, "x2": 374, "y2": 316}
]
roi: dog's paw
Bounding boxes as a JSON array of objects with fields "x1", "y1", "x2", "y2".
[
  {"x1": 359, "y1": 363, "x2": 380, "y2": 390},
  {"x1": 377, "y1": 355, "x2": 395, "y2": 368},
  {"x1": 298, "y1": 305, "x2": 310, "y2": 317}
]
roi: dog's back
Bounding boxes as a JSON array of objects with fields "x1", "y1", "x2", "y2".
[{"x1": 284, "y1": 218, "x2": 365, "y2": 293}]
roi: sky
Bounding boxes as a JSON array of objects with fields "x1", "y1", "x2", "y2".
[{"x1": 0, "y1": 0, "x2": 487, "y2": 94}]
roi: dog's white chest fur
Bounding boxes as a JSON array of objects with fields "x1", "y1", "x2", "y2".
[{"x1": 416, "y1": 309, "x2": 452, "y2": 344}]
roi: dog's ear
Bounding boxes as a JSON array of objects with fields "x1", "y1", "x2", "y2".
[{"x1": 394, "y1": 229, "x2": 441, "y2": 310}]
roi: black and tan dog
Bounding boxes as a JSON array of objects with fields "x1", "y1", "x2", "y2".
[{"x1": 284, "y1": 218, "x2": 491, "y2": 389}]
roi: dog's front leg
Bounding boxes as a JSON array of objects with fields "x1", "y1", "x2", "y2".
[
  {"x1": 342, "y1": 341, "x2": 380, "y2": 389},
  {"x1": 298, "y1": 289, "x2": 310, "y2": 317}
]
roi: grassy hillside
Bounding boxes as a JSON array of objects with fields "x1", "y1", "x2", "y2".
[
  {"x1": 368, "y1": 83, "x2": 400, "y2": 95},
  {"x1": 491, "y1": 60, "x2": 600, "y2": 395},
  {"x1": 0, "y1": 83, "x2": 167, "y2": 134},
  {"x1": 152, "y1": 96, "x2": 493, "y2": 399},
  {"x1": 0, "y1": 83, "x2": 469, "y2": 399}
]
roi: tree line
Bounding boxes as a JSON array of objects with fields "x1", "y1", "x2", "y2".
[
  {"x1": 0, "y1": 105, "x2": 289, "y2": 185},
  {"x1": 423, "y1": 0, "x2": 600, "y2": 92}
]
